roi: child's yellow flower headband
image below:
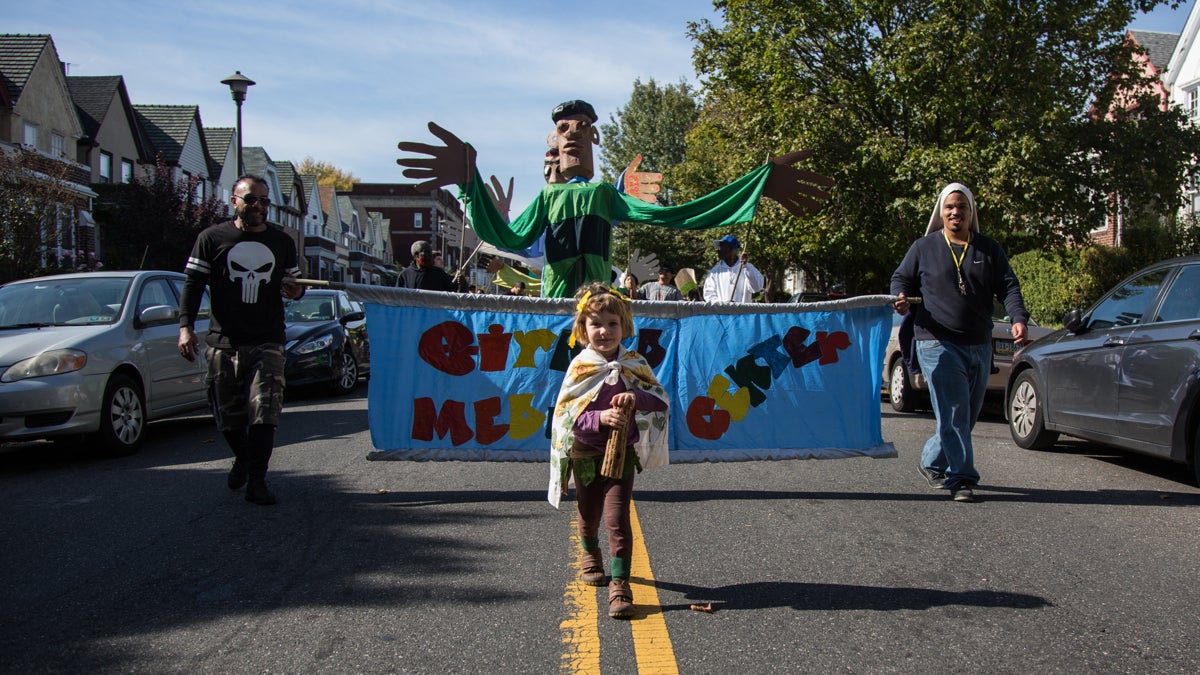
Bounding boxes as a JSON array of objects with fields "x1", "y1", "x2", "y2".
[{"x1": 570, "y1": 286, "x2": 633, "y2": 347}]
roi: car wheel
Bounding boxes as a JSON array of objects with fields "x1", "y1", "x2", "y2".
[
  {"x1": 889, "y1": 359, "x2": 917, "y2": 413},
  {"x1": 93, "y1": 373, "x2": 145, "y2": 455},
  {"x1": 1008, "y1": 370, "x2": 1058, "y2": 450},
  {"x1": 331, "y1": 351, "x2": 358, "y2": 395}
]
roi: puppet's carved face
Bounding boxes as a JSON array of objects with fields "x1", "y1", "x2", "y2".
[{"x1": 554, "y1": 114, "x2": 599, "y2": 181}]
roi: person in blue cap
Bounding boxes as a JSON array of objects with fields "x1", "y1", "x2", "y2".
[
  {"x1": 397, "y1": 100, "x2": 833, "y2": 298},
  {"x1": 702, "y1": 234, "x2": 763, "y2": 302}
]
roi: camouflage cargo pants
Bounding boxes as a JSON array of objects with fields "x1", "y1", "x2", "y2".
[{"x1": 205, "y1": 344, "x2": 286, "y2": 431}]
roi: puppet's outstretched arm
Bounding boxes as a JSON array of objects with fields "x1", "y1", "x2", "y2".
[
  {"x1": 397, "y1": 122, "x2": 477, "y2": 192},
  {"x1": 763, "y1": 150, "x2": 835, "y2": 217}
]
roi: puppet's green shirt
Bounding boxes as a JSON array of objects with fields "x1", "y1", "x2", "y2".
[{"x1": 461, "y1": 164, "x2": 773, "y2": 298}]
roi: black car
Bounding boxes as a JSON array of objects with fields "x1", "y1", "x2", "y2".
[
  {"x1": 1006, "y1": 255, "x2": 1200, "y2": 485},
  {"x1": 283, "y1": 289, "x2": 369, "y2": 395}
]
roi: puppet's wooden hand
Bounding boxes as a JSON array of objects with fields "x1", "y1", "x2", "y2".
[
  {"x1": 485, "y1": 175, "x2": 514, "y2": 222},
  {"x1": 485, "y1": 257, "x2": 505, "y2": 274},
  {"x1": 622, "y1": 154, "x2": 662, "y2": 204},
  {"x1": 763, "y1": 150, "x2": 834, "y2": 217},
  {"x1": 396, "y1": 122, "x2": 477, "y2": 192}
]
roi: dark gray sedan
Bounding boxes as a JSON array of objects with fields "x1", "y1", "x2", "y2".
[{"x1": 1006, "y1": 255, "x2": 1200, "y2": 485}]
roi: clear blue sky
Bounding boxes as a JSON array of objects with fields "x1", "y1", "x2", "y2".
[{"x1": 7, "y1": 0, "x2": 1193, "y2": 212}]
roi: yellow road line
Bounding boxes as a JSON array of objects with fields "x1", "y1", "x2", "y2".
[
  {"x1": 561, "y1": 522, "x2": 601, "y2": 674},
  {"x1": 561, "y1": 501, "x2": 678, "y2": 674},
  {"x1": 629, "y1": 500, "x2": 679, "y2": 674}
]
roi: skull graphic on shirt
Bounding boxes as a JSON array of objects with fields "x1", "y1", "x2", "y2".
[{"x1": 226, "y1": 241, "x2": 275, "y2": 304}]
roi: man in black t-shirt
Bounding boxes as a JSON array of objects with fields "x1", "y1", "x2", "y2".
[{"x1": 178, "y1": 175, "x2": 304, "y2": 506}]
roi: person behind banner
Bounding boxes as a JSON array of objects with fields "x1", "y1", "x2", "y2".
[
  {"x1": 703, "y1": 234, "x2": 763, "y2": 302},
  {"x1": 638, "y1": 264, "x2": 683, "y2": 301},
  {"x1": 890, "y1": 182, "x2": 1030, "y2": 504},
  {"x1": 398, "y1": 240, "x2": 461, "y2": 292},
  {"x1": 619, "y1": 272, "x2": 639, "y2": 299},
  {"x1": 549, "y1": 282, "x2": 669, "y2": 619}
]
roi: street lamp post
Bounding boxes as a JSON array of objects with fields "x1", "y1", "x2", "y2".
[{"x1": 220, "y1": 70, "x2": 256, "y2": 176}]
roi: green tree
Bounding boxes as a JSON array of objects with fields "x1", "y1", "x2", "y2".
[
  {"x1": 297, "y1": 157, "x2": 359, "y2": 190},
  {"x1": 0, "y1": 148, "x2": 88, "y2": 283},
  {"x1": 683, "y1": 0, "x2": 1200, "y2": 294},
  {"x1": 598, "y1": 78, "x2": 707, "y2": 275},
  {"x1": 92, "y1": 160, "x2": 226, "y2": 272}
]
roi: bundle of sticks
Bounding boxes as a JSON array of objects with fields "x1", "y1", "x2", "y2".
[{"x1": 599, "y1": 398, "x2": 635, "y2": 480}]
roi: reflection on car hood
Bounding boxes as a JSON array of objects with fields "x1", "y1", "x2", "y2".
[
  {"x1": 0, "y1": 325, "x2": 108, "y2": 366},
  {"x1": 284, "y1": 320, "x2": 339, "y2": 343}
]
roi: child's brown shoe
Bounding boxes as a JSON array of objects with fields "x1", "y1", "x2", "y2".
[
  {"x1": 580, "y1": 549, "x2": 606, "y2": 586},
  {"x1": 608, "y1": 579, "x2": 634, "y2": 619}
]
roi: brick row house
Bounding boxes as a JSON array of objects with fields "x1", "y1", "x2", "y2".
[{"x1": 1, "y1": 32, "x2": 403, "y2": 282}]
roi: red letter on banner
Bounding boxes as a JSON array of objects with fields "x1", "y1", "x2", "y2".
[
  {"x1": 474, "y1": 397, "x2": 508, "y2": 445},
  {"x1": 412, "y1": 397, "x2": 473, "y2": 446},
  {"x1": 418, "y1": 321, "x2": 478, "y2": 376},
  {"x1": 686, "y1": 395, "x2": 730, "y2": 440}
]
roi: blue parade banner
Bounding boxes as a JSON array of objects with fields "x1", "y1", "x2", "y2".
[{"x1": 342, "y1": 284, "x2": 897, "y2": 462}]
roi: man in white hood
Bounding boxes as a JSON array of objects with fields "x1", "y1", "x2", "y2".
[{"x1": 890, "y1": 183, "x2": 1030, "y2": 503}]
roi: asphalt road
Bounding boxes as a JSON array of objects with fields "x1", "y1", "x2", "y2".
[{"x1": 2, "y1": 386, "x2": 1198, "y2": 674}]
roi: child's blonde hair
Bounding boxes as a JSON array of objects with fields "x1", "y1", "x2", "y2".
[{"x1": 570, "y1": 282, "x2": 635, "y2": 348}]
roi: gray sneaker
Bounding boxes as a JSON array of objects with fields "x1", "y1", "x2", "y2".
[
  {"x1": 951, "y1": 486, "x2": 977, "y2": 503},
  {"x1": 918, "y1": 464, "x2": 947, "y2": 489}
]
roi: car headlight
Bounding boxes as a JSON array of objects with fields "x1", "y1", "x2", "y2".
[
  {"x1": 1, "y1": 349, "x2": 88, "y2": 382},
  {"x1": 293, "y1": 334, "x2": 334, "y2": 355}
]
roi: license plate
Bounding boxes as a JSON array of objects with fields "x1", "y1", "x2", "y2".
[{"x1": 993, "y1": 338, "x2": 1015, "y2": 356}]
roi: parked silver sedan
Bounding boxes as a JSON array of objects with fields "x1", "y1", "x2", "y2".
[
  {"x1": 0, "y1": 271, "x2": 210, "y2": 454},
  {"x1": 1006, "y1": 255, "x2": 1200, "y2": 485}
]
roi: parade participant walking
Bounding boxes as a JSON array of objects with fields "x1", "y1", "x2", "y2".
[
  {"x1": 398, "y1": 240, "x2": 460, "y2": 291},
  {"x1": 178, "y1": 175, "x2": 304, "y2": 506},
  {"x1": 703, "y1": 235, "x2": 763, "y2": 302},
  {"x1": 549, "y1": 282, "x2": 670, "y2": 619},
  {"x1": 637, "y1": 264, "x2": 683, "y2": 301},
  {"x1": 890, "y1": 182, "x2": 1030, "y2": 503}
]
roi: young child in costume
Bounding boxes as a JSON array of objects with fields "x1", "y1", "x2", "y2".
[{"x1": 548, "y1": 282, "x2": 670, "y2": 619}]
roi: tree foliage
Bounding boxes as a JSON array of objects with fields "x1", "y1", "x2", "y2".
[
  {"x1": 598, "y1": 79, "x2": 709, "y2": 275},
  {"x1": 0, "y1": 148, "x2": 89, "y2": 283},
  {"x1": 92, "y1": 160, "x2": 227, "y2": 272},
  {"x1": 297, "y1": 156, "x2": 359, "y2": 190},
  {"x1": 682, "y1": 0, "x2": 1200, "y2": 294}
]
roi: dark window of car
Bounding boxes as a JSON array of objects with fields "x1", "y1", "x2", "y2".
[
  {"x1": 1088, "y1": 268, "x2": 1169, "y2": 330},
  {"x1": 168, "y1": 278, "x2": 211, "y2": 318},
  {"x1": 137, "y1": 279, "x2": 177, "y2": 315},
  {"x1": 337, "y1": 292, "x2": 355, "y2": 317},
  {"x1": 1154, "y1": 264, "x2": 1200, "y2": 323}
]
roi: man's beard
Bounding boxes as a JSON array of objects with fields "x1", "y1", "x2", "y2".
[{"x1": 239, "y1": 209, "x2": 265, "y2": 227}]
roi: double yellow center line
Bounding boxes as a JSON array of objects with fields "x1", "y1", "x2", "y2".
[{"x1": 561, "y1": 501, "x2": 679, "y2": 674}]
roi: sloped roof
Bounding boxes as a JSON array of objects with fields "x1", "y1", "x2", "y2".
[
  {"x1": 134, "y1": 104, "x2": 199, "y2": 164},
  {"x1": 274, "y1": 160, "x2": 297, "y2": 200},
  {"x1": 300, "y1": 174, "x2": 318, "y2": 201},
  {"x1": 0, "y1": 34, "x2": 52, "y2": 105},
  {"x1": 243, "y1": 145, "x2": 272, "y2": 179},
  {"x1": 67, "y1": 75, "x2": 121, "y2": 141},
  {"x1": 203, "y1": 126, "x2": 234, "y2": 176},
  {"x1": 1130, "y1": 30, "x2": 1180, "y2": 72}
]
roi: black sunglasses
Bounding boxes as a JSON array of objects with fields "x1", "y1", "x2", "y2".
[{"x1": 234, "y1": 193, "x2": 271, "y2": 207}]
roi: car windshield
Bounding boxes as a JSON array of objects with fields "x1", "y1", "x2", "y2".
[
  {"x1": 285, "y1": 294, "x2": 337, "y2": 322},
  {"x1": 0, "y1": 277, "x2": 132, "y2": 328}
]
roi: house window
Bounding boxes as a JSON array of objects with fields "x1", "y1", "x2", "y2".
[
  {"x1": 1187, "y1": 87, "x2": 1200, "y2": 124},
  {"x1": 99, "y1": 151, "x2": 113, "y2": 183},
  {"x1": 23, "y1": 122, "x2": 38, "y2": 148},
  {"x1": 414, "y1": 212, "x2": 423, "y2": 229},
  {"x1": 51, "y1": 133, "x2": 65, "y2": 158},
  {"x1": 121, "y1": 159, "x2": 134, "y2": 183}
]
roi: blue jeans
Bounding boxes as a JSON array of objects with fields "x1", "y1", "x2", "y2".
[{"x1": 915, "y1": 339, "x2": 991, "y2": 489}]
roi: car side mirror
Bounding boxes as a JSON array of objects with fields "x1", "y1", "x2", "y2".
[
  {"x1": 137, "y1": 305, "x2": 178, "y2": 327},
  {"x1": 1062, "y1": 309, "x2": 1085, "y2": 333},
  {"x1": 341, "y1": 310, "x2": 365, "y2": 324}
]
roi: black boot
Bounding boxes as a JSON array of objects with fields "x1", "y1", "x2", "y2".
[
  {"x1": 222, "y1": 429, "x2": 249, "y2": 490},
  {"x1": 244, "y1": 425, "x2": 276, "y2": 506}
]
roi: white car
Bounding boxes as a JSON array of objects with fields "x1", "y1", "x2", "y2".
[{"x1": 0, "y1": 271, "x2": 211, "y2": 454}]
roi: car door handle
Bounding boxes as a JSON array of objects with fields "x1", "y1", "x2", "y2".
[
  {"x1": 1103, "y1": 336, "x2": 1126, "y2": 347},
  {"x1": 1190, "y1": 329, "x2": 1200, "y2": 341}
]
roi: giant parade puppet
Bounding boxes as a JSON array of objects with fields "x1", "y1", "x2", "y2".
[{"x1": 339, "y1": 99, "x2": 897, "y2": 462}]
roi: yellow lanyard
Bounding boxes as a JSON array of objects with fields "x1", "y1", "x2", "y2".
[{"x1": 943, "y1": 230, "x2": 970, "y2": 295}]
